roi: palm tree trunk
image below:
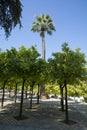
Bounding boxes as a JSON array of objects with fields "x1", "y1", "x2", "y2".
[
  {"x1": 42, "y1": 31, "x2": 45, "y2": 59},
  {"x1": 40, "y1": 31, "x2": 46, "y2": 98}
]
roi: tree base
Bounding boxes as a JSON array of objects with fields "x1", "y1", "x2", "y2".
[
  {"x1": 59, "y1": 108, "x2": 65, "y2": 112},
  {"x1": 60, "y1": 119, "x2": 77, "y2": 125},
  {"x1": 40, "y1": 95, "x2": 47, "y2": 99},
  {"x1": 40, "y1": 93, "x2": 50, "y2": 99},
  {"x1": 14, "y1": 115, "x2": 28, "y2": 120}
]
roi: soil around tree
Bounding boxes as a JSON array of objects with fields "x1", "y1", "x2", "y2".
[{"x1": 60, "y1": 119, "x2": 77, "y2": 125}]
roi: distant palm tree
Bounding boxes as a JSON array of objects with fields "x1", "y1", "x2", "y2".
[
  {"x1": 31, "y1": 14, "x2": 55, "y2": 59},
  {"x1": 31, "y1": 14, "x2": 55, "y2": 98}
]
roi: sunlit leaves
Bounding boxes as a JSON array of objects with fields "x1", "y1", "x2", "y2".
[{"x1": 48, "y1": 43, "x2": 87, "y2": 85}]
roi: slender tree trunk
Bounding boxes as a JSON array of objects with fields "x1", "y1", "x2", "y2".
[
  {"x1": 19, "y1": 78, "x2": 25, "y2": 118},
  {"x1": 40, "y1": 31, "x2": 46, "y2": 97},
  {"x1": 1, "y1": 80, "x2": 6, "y2": 108},
  {"x1": 64, "y1": 80, "x2": 69, "y2": 123},
  {"x1": 14, "y1": 83, "x2": 17, "y2": 103},
  {"x1": 42, "y1": 31, "x2": 45, "y2": 59},
  {"x1": 37, "y1": 84, "x2": 40, "y2": 104},
  {"x1": 60, "y1": 84, "x2": 64, "y2": 111},
  {"x1": 30, "y1": 84, "x2": 34, "y2": 109},
  {"x1": 9, "y1": 86, "x2": 11, "y2": 97},
  {"x1": 40, "y1": 84, "x2": 46, "y2": 97},
  {"x1": 25, "y1": 85, "x2": 28, "y2": 99}
]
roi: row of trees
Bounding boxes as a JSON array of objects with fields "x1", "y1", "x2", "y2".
[
  {"x1": 0, "y1": 45, "x2": 48, "y2": 118},
  {"x1": 0, "y1": 1, "x2": 87, "y2": 123},
  {"x1": 0, "y1": 43, "x2": 87, "y2": 122}
]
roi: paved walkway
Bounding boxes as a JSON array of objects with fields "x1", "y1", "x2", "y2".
[{"x1": 0, "y1": 98, "x2": 87, "y2": 130}]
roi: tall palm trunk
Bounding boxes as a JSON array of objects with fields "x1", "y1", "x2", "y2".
[
  {"x1": 40, "y1": 31, "x2": 46, "y2": 97},
  {"x1": 42, "y1": 31, "x2": 45, "y2": 59}
]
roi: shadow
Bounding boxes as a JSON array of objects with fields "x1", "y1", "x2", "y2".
[
  {"x1": 60, "y1": 120, "x2": 77, "y2": 125},
  {"x1": 0, "y1": 99, "x2": 87, "y2": 129},
  {"x1": 14, "y1": 115, "x2": 28, "y2": 120}
]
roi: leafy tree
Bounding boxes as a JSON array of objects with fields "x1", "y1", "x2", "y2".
[
  {"x1": 48, "y1": 43, "x2": 86, "y2": 123},
  {"x1": 48, "y1": 52, "x2": 65, "y2": 111},
  {"x1": 31, "y1": 14, "x2": 55, "y2": 59},
  {"x1": 0, "y1": 0, "x2": 22, "y2": 38},
  {"x1": 6, "y1": 47, "x2": 22, "y2": 104},
  {"x1": 0, "y1": 51, "x2": 9, "y2": 107},
  {"x1": 17, "y1": 45, "x2": 40, "y2": 118},
  {"x1": 0, "y1": 47, "x2": 20, "y2": 107},
  {"x1": 35, "y1": 59, "x2": 49, "y2": 101}
]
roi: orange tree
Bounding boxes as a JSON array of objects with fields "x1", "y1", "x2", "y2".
[
  {"x1": 48, "y1": 43, "x2": 87, "y2": 123},
  {"x1": 17, "y1": 45, "x2": 40, "y2": 118}
]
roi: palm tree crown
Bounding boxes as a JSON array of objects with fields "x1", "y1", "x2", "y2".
[
  {"x1": 31, "y1": 14, "x2": 55, "y2": 37},
  {"x1": 31, "y1": 14, "x2": 55, "y2": 59}
]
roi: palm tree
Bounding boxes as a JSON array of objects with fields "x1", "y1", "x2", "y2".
[{"x1": 31, "y1": 14, "x2": 55, "y2": 59}]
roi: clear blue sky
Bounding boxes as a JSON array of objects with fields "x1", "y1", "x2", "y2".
[{"x1": 0, "y1": 0, "x2": 87, "y2": 59}]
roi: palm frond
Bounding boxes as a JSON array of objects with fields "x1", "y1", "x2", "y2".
[{"x1": 31, "y1": 14, "x2": 55, "y2": 34}]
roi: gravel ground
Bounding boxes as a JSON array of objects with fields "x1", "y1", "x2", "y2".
[{"x1": 0, "y1": 98, "x2": 87, "y2": 130}]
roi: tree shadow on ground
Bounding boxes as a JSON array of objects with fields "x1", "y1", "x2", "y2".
[{"x1": 1, "y1": 101, "x2": 87, "y2": 128}]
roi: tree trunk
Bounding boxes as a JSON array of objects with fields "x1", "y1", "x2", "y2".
[
  {"x1": 60, "y1": 84, "x2": 64, "y2": 111},
  {"x1": 42, "y1": 31, "x2": 45, "y2": 59},
  {"x1": 40, "y1": 31, "x2": 46, "y2": 97},
  {"x1": 25, "y1": 85, "x2": 28, "y2": 99},
  {"x1": 30, "y1": 84, "x2": 34, "y2": 109},
  {"x1": 64, "y1": 80, "x2": 69, "y2": 123},
  {"x1": 37, "y1": 84, "x2": 40, "y2": 104},
  {"x1": 9, "y1": 86, "x2": 11, "y2": 97},
  {"x1": 14, "y1": 83, "x2": 17, "y2": 103},
  {"x1": 1, "y1": 80, "x2": 6, "y2": 108},
  {"x1": 40, "y1": 84, "x2": 46, "y2": 98},
  {"x1": 19, "y1": 78, "x2": 25, "y2": 118}
]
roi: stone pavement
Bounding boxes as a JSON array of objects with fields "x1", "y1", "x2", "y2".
[{"x1": 0, "y1": 99, "x2": 87, "y2": 130}]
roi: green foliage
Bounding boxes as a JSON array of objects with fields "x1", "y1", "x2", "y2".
[
  {"x1": 0, "y1": 43, "x2": 87, "y2": 97},
  {"x1": 46, "y1": 84, "x2": 60, "y2": 95},
  {"x1": 48, "y1": 43, "x2": 86, "y2": 86},
  {"x1": 29, "y1": 58, "x2": 49, "y2": 85},
  {"x1": 0, "y1": 0, "x2": 22, "y2": 38},
  {"x1": 0, "y1": 45, "x2": 50, "y2": 92},
  {"x1": 18, "y1": 45, "x2": 40, "y2": 80},
  {"x1": 0, "y1": 51, "x2": 9, "y2": 80},
  {"x1": 31, "y1": 14, "x2": 55, "y2": 59},
  {"x1": 31, "y1": 14, "x2": 55, "y2": 37},
  {"x1": 6, "y1": 47, "x2": 19, "y2": 76}
]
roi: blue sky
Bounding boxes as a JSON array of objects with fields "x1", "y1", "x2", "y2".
[{"x1": 0, "y1": 0, "x2": 87, "y2": 59}]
